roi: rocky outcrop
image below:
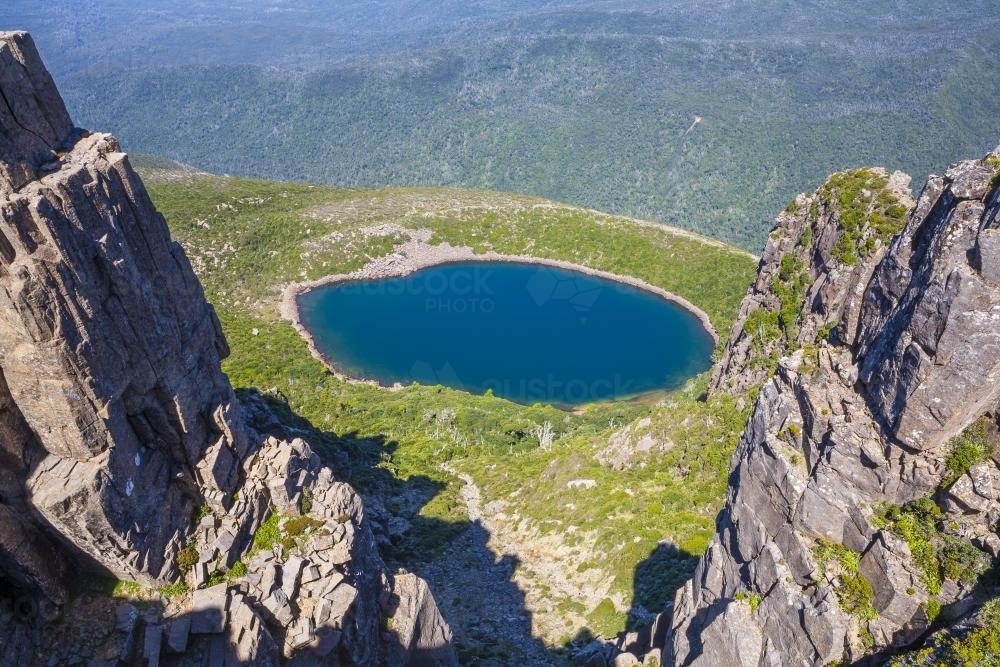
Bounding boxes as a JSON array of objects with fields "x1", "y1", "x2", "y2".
[
  {"x1": 1, "y1": 28, "x2": 249, "y2": 590},
  {"x1": 710, "y1": 167, "x2": 914, "y2": 397},
  {"x1": 0, "y1": 31, "x2": 455, "y2": 665},
  {"x1": 665, "y1": 147, "x2": 1000, "y2": 665},
  {"x1": 0, "y1": 32, "x2": 73, "y2": 197},
  {"x1": 856, "y1": 156, "x2": 1000, "y2": 452}
]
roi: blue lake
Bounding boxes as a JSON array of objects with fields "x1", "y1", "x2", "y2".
[{"x1": 297, "y1": 262, "x2": 714, "y2": 406}]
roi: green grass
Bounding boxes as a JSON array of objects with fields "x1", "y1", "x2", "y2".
[
  {"x1": 111, "y1": 580, "x2": 145, "y2": 599},
  {"x1": 142, "y1": 168, "x2": 756, "y2": 642},
  {"x1": 874, "y1": 496, "x2": 990, "y2": 598},
  {"x1": 251, "y1": 513, "x2": 282, "y2": 554},
  {"x1": 814, "y1": 540, "x2": 878, "y2": 622},
  {"x1": 943, "y1": 418, "x2": 994, "y2": 487},
  {"x1": 227, "y1": 560, "x2": 248, "y2": 580},
  {"x1": 156, "y1": 583, "x2": 189, "y2": 598}
]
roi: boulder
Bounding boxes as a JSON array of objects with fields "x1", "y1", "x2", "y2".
[{"x1": 190, "y1": 584, "x2": 229, "y2": 634}]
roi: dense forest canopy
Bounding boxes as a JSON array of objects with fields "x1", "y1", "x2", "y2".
[{"x1": 9, "y1": 0, "x2": 1000, "y2": 250}]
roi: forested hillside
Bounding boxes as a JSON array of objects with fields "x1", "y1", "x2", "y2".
[{"x1": 9, "y1": 0, "x2": 1000, "y2": 250}]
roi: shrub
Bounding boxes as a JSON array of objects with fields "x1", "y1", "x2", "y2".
[
  {"x1": 177, "y1": 545, "x2": 199, "y2": 572},
  {"x1": 880, "y1": 499, "x2": 942, "y2": 595},
  {"x1": 771, "y1": 255, "x2": 810, "y2": 344},
  {"x1": 194, "y1": 504, "x2": 212, "y2": 522},
  {"x1": 816, "y1": 321, "x2": 837, "y2": 344},
  {"x1": 820, "y1": 169, "x2": 907, "y2": 265},
  {"x1": 227, "y1": 560, "x2": 248, "y2": 580},
  {"x1": 252, "y1": 513, "x2": 282, "y2": 553},
  {"x1": 285, "y1": 515, "x2": 324, "y2": 537},
  {"x1": 987, "y1": 157, "x2": 1000, "y2": 191},
  {"x1": 876, "y1": 496, "x2": 990, "y2": 597},
  {"x1": 924, "y1": 598, "x2": 941, "y2": 622},
  {"x1": 813, "y1": 540, "x2": 878, "y2": 621},
  {"x1": 735, "y1": 590, "x2": 763, "y2": 613},
  {"x1": 946, "y1": 598, "x2": 1000, "y2": 666},
  {"x1": 299, "y1": 487, "x2": 314, "y2": 515},
  {"x1": 941, "y1": 536, "x2": 988, "y2": 584},
  {"x1": 831, "y1": 232, "x2": 858, "y2": 266},
  {"x1": 587, "y1": 598, "x2": 625, "y2": 638},
  {"x1": 943, "y1": 418, "x2": 993, "y2": 487},
  {"x1": 745, "y1": 308, "x2": 781, "y2": 346}
]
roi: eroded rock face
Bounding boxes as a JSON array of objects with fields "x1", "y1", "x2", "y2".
[
  {"x1": 0, "y1": 33, "x2": 73, "y2": 196},
  {"x1": 856, "y1": 158, "x2": 1000, "y2": 451},
  {"x1": 0, "y1": 31, "x2": 455, "y2": 666},
  {"x1": 0, "y1": 29, "x2": 250, "y2": 589},
  {"x1": 710, "y1": 168, "x2": 914, "y2": 397},
  {"x1": 666, "y1": 148, "x2": 1000, "y2": 665}
]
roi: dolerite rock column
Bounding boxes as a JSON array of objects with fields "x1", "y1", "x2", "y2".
[
  {"x1": 666, "y1": 146, "x2": 1000, "y2": 665},
  {"x1": 0, "y1": 31, "x2": 251, "y2": 589}
]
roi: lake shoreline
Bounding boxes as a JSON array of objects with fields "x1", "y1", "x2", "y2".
[{"x1": 279, "y1": 227, "x2": 719, "y2": 391}]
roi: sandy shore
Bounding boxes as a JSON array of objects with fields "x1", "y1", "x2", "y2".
[{"x1": 280, "y1": 227, "x2": 719, "y2": 386}]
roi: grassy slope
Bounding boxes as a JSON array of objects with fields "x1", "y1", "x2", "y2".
[{"x1": 141, "y1": 163, "x2": 756, "y2": 647}]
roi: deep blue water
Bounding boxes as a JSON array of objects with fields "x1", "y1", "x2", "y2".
[{"x1": 297, "y1": 262, "x2": 714, "y2": 406}]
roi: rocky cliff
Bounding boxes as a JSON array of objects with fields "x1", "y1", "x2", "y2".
[
  {"x1": 0, "y1": 31, "x2": 454, "y2": 666},
  {"x1": 665, "y1": 148, "x2": 1000, "y2": 664}
]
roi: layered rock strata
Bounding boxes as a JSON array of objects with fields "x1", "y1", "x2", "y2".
[
  {"x1": 0, "y1": 31, "x2": 454, "y2": 666},
  {"x1": 666, "y1": 148, "x2": 1000, "y2": 664},
  {"x1": 1, "y1": 29, "x2": 248, "y2": 592}
]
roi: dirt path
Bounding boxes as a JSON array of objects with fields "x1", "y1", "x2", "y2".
[
  {"x1": 414, "y1": 464, "x2": 562, "y2": 665},
  {"x1": 443, "y1": 462, "x2": 483, "y2": 522}
]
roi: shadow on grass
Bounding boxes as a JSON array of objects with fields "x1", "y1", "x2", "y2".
[
  {"x1": 240, "y1": 388, "x2": 561, "y2": 664},
  {"x1": 0, "y1": 387, "x2": 712, "y2": 665},
  {"x1": 242, "y1": 389, "x2": 712, "y2": 664},
  {"x1": 630, "y1": 541, "x2": 698, "y2": 627}
]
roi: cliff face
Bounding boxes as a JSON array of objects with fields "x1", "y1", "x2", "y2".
[
  {"x1": 0, "y1": 39, "x2": 249, "y2": 592},
  {"x1": 667, "y1": 148, "x2": 1000, "y2": 664},
  {"x1": 709, "y1": 167, "x2": 915, "y2": 397},
  {"x1": 0, "y1": 31, "x2": 454, "y2": 666}
]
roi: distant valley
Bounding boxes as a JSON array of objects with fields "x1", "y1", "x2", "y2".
[{"x1": 9, "y1": 0, "x2": 1000, "y2": 250}]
